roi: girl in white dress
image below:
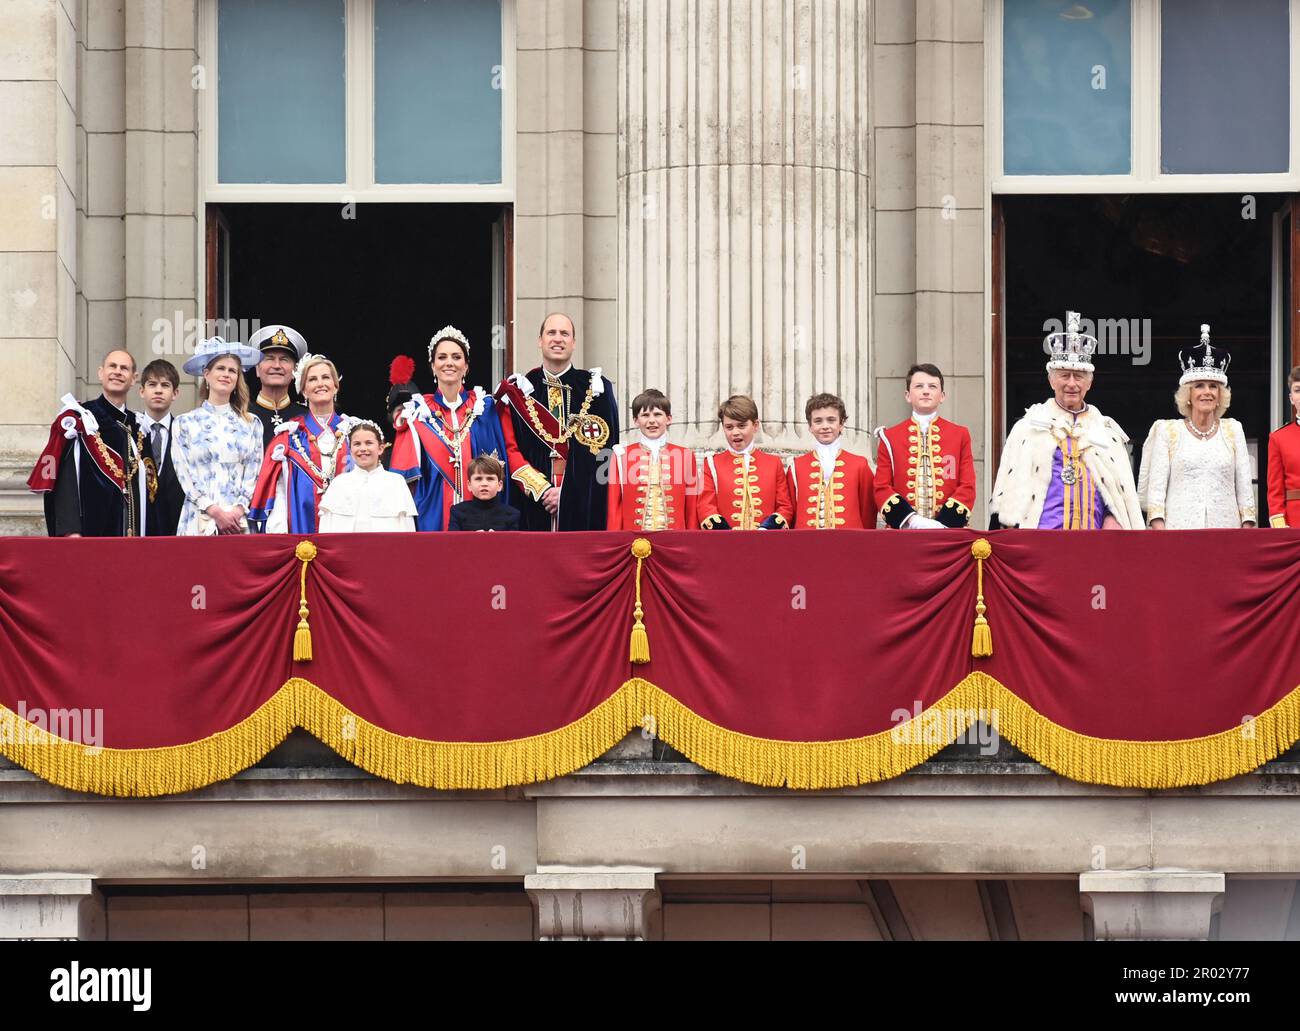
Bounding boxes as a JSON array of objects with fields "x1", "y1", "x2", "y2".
[
  {"x1": 319, "y1": 421, "x2": 417, "y2": 533},
  {"x1": 1138, "y1": 325, "x2": 1256, "y2": 529},
  {"x1": 172, "y1": 337, "x2": 264, "y2": 536}
]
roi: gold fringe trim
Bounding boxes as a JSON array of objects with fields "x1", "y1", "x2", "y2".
[{"x1": 3, "y1": 672, "x2": 1300, "y2": 796}]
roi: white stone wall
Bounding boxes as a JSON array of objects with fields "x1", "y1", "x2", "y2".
[
  {"x1": 0, "y1": 0, "x2": 79, "y2": 535},
  {"x1": 515, "y1": 0, "x2": 619, "y2": 376}
]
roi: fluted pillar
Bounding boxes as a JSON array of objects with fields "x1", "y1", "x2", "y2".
[{"x1": 619, "y1": 0, "x2": 870, "y2": 449}]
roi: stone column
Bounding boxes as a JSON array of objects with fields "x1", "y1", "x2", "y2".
[
  {"x1": 0, "y1": 876, "x2": 105, "y2": 940},
  {"x1": 870, "y1": 0, "x2": 985, "y2": 520},
  {"x1": 911, "y1": 0, "x2": 984, "y2": 513},
  {"x1": 0, "y1": 0, "x2": 79, "y2": 535},
  {"x1": 619, "y1": 0, "x2": 871, "y2": 450},
  {"x1": 525, "y1": 868, "x2": 660, "y2": 940},
  {"x1": 515, "y1": 0, "x2": 619, "y2": 374},
  {"x1": 124, "y1": 0, "x2": 199, "y2": 396},
  {"x1": 1080, "y1": 870, "x2": 1225, "y2": 941}
]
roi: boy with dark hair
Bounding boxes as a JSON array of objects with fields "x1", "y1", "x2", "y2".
[
  {"x1": 697, "y1": 394, "x2": 792, "y2": 530},
  {"x1": 607, "y1": 388, "x2": 699, "y2": 531},
  {"x1": 449, "y1": 454, "x2": 521, "y2": 531},
  {"x1": 874, "y1": 363, "x2": 976, "y2": 529},
  {"x1": 786, "y1": 392, "x2": 876, "y2": 529},
  {"x1": 138, "y1": 358, "x2": 184, "y2": 535},
  {"x1": 1267, "y1": 365, "x2": 1300, "y2": 527}
]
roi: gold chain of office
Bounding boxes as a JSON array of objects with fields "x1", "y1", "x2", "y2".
[{"x1": 523, "y1": 384, "x2": 596, "y2": 448}]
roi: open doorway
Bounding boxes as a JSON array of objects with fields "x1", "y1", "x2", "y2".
[
  {"x1": 997, "y1": 193, "x2": 1286, "y2": 518},
  {"x1": 207, "y1": 202, "x2": 511, "y2": 429}
]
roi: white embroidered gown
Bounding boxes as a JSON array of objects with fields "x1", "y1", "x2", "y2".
[{"x1": 1140, "y1": 418, "x2": 1255, "y2": 528}]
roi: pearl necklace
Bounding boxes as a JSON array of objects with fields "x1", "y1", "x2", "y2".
[{"x1": 1186, "y1": 418, "x2": 1219, "y2": 441}]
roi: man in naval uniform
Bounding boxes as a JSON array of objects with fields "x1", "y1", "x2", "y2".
[{"x1": 249, "y1": 324, "x2": 308, "y2": 448}]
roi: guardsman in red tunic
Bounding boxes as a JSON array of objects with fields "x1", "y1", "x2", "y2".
[
  {"x1": 607, "y1": 389, "x2": 700, "y2": 531},
  {"x1": 1267, "y1": 366, "x2": 1300, "y2": 527},
  {"x1": 874, "y1": 363, "x2": 977, "y2": 529},
  {"x1": 786, "y1": 392, "x2": 877, "y2": 529},
  {"x1": 697, "y1": 395, "x2": 793, "y2": 530}
]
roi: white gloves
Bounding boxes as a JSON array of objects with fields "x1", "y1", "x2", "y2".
[{"x1": 906, "y1": 515, "x2": 946, "y2": 529}]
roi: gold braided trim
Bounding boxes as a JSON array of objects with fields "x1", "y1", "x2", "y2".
[
  {"x1": 3, "y1": 672, "x2": 1300, "y2": 796},
  {"x1": 511, "y1": 463, "x2": 552, "y2": 501}
]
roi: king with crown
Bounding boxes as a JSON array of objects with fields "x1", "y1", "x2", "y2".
[{"x1": 989, "y1": 310, "x2": 1143, "y2": 530}]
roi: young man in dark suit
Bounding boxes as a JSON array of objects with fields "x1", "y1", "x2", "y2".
[{"x1": 138, "y1": 359, "x2": 184, "y2": 535}]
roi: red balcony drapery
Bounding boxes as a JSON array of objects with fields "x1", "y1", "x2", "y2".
[{"x1": 1, "y1": 530, "x2": 1298, "y2": 796}]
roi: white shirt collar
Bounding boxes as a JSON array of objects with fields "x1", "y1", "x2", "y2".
[
  {"x1": 140, "y1": 411, "x2": 171, "y2": 430},
  {"x1": 813, "y1": 436, "x2": 841, "y2": 462},
  {"x1": 641, "y1": 434, "x2": 668, "y2": 454},
  {"x1": 912, "y1": 410, "x2": 937, "y2": 430},
  {"x1": 542, "y1": 364, "x2": 573, "y2": 380},
  {"x1": 727, "y1": 441, "x2": 756, "y2": 457}
]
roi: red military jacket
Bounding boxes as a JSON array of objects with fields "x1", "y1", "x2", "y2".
[
  {"x1": 874, "y1": 415, "x2": 976, "y2": 528},
  {"x1": 607, "y1": 441, "x2": 699, "y2": 531},
  {"x1": 697, "y1": 448, "x2": 793, "y2": 530},
  {"x1": 786, "y1": 447, "x2": 877, "y2": 529},
  {"x1": 1267, "y1": 421, "x2": 1300, "y2": 527}
]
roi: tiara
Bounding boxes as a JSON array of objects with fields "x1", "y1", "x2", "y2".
[
  {"x1": 346, "y1": 418, "x2": 386, "y2": 444},
  {"x1": 428, "y1": 326, "x2": 470, "y2": 362}
]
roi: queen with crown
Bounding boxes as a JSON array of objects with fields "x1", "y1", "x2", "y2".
[
  {"x1": 989, "y1": 310, "x2": 1143, "y2": 529},
  {"x1": 1137, "y1": 325, "x2": 1256, "y2": 529}
]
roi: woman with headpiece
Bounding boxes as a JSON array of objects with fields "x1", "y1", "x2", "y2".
[
  {"x1": 318, "y1": 420, "x2": 416, "y2": 533},
  {"x1": 388, "y1": 326, "x2": 532, "y2": 531},
  {"x1": 249, "y1": 354, "x2": 356, "y2": 533},
  {"x1": 1138, "y1": 324, "x2": 1256, "y2": 528},
  {"x1": 172, "y1": 337, "x2": 265, "y2": 535}
]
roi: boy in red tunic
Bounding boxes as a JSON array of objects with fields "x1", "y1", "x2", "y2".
[
  {"x1": 697, "y1": 395, "x2": 792, "y2": 530},
  {"x1": 607, "y1": 389, "x2": 699, "y2": 531},
  {"x1": 786, "y1": 393, "x2": 877, "y2": 529},
  {"x1": 875, "y1": 363, "x2": 977, "y2": 529},
  {"x1": 1267, "y1": 365, "x2": 1300, "y2": 527}
]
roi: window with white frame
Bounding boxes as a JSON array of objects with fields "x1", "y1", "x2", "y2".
[
  {"x1": 202, "y1": 0, "x2": 513, "y2": 200},
  {"x1": 990, "y1": 0, "x2": 1299, "y2": 191}
]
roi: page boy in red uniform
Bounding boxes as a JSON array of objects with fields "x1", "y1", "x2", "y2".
[
  {"x1": 786, "y1": 392, "x2": 877, "y2": 529},
  {"x1": 697, "y1": 394, "x2": 792, "y2": 530},
  {"x1": 607, "y1": 388, "x2": 699, "y2": 531}
]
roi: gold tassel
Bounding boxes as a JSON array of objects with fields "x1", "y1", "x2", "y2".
[
  {"x1": 293, "y1": 540, "x2": 318, "y2": 662},
  {"x1": 970, "y1": 538, "x2": 993, "y2": 657},
  {"x1": 629, "y1": 537, "x2": 653, "y2": 664}
]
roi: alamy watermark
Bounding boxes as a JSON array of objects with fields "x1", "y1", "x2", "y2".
[
  {"x1": 890, "y1": 701, "x2": 1000, "y2": 756},
  {"x1": 1042, "y1": 315, "x2": 1152, "y2": 366},
  {"x1": 0, "y1": 702, "x2": 103, "y2": 753}
]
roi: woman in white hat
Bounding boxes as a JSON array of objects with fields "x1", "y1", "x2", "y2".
[
  {"x1": 1138, "y1": 325, "x2": 1256, "y2": 528},
  {"x1": 172, "y1": 336, "x2": 265, "y2": 535}
]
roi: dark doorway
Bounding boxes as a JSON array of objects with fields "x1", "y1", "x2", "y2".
[
  {"x1": 216, "y1": 202, "x2": 509, "y2": 429},
  {"x1": 1000, "y1": 194, "x2": 1283, "y2": 518}
]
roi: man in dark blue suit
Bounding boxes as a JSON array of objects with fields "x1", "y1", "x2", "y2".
[{"x1": 138, "y1": 359, "x2": 184, "y2": 535}]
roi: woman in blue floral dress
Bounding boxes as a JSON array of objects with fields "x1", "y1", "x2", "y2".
[{"x1": 172, "y1": 337, "x2": 265, "y2": 536}]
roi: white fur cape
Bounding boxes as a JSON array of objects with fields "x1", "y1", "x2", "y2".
[{"x1": 989, "y1": 400, "x2": 1143, "y2": 529}]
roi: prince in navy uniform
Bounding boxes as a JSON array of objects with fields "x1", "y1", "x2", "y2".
[
  {"x1": 249, "y1": 324, "x2": 308, "y2": 447},
  {"x1": 493, "y1": 313, "x2": 619, "y2": 531},
  {"x1": 28, "y1": 349, "x2": 158, "y2": 536}
]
